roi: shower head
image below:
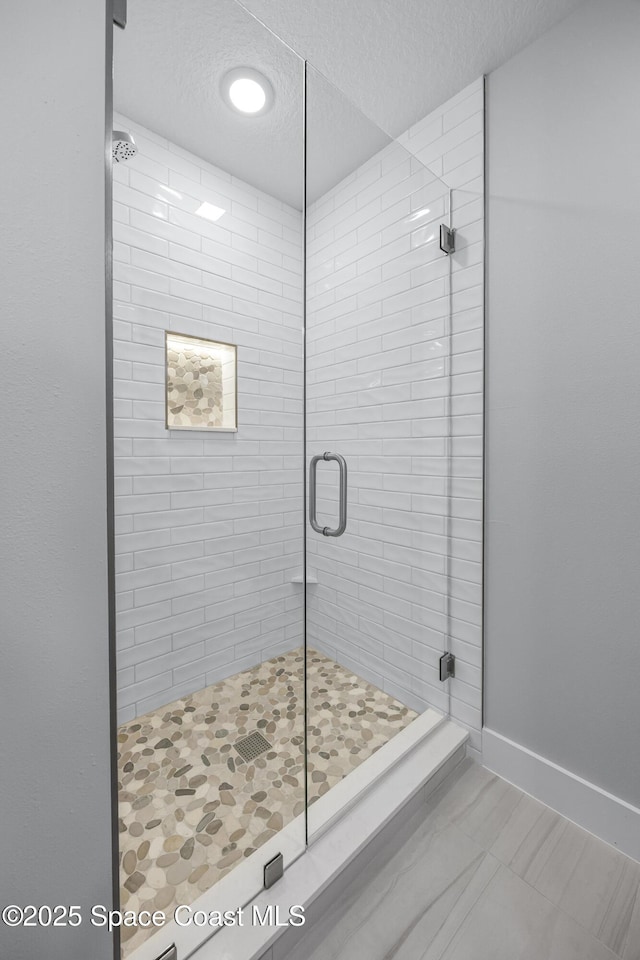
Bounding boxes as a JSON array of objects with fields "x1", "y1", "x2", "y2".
[{"x1": 112, "y1": 130, "x2": 137, "y2": 163}]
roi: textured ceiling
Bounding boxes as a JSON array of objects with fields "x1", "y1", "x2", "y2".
[
  {"x1": 114, "y1": 0, "x2": 587, "y2": 208},
  {"x1": 240, "y1": 0, "x2": 588, "y2": 139},
  {"x1": 114, "y1": 0, "x2": 305, "y2": 206}
]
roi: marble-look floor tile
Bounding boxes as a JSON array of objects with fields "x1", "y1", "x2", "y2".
[
  {"x1": 555, "y1": 833, "x2": 640, "y2": 955},
  {"x1": 434, "y1": 769, "x2": 640, "y2": 957},
  {"x1": 412, "y1": 758, "x2": 494, "y2": 831},
  {"x1": 622, "y1": 883, "x2": 640, "y2": 960},
  {"x1": 272, "y1": 762, "x2": 640, "y2": 960},
  {"x1": 528, "y1": 818, "x2": 589, "y2": 905},
  {"x1": 281, "y1": 823, "x2": 497, "y2": 960},
  {"x1": 488, "y1": 791, "x2": 564, "y2": 883},
  {"x1": 440, "y1": 865, "x2": 620, "y2": 960},
  {"x1": 403, "y1": 852, "x2": 500, "y2": 960},
  {"x1": 440, "y1": 765, "x2": 523, "y2": 850}
]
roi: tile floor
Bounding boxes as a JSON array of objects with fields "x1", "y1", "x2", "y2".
[
  {"x1": 269, "y1": 758, "x2": 640, "y2": 960},
  {"x1": 118, "y1": 647, "x2": 417, "y2": 954}
]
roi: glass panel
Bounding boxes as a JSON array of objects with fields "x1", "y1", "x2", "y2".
[
  {"x1": 111, "y1": 2, "x2": 305, "y2": 957},
  {"x1": 304, "y1": 64, "x2": 453, "y2": 836}
]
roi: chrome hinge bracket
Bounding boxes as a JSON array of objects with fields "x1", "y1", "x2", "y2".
[
  {"x1": 439, "y1": 652, "x2": 455, "y2": 681},
  {"x1": 264, "y1": 851, "x2": 284, "y2": 889},
  {"x1": 439, "y1": 224, "x2": 456, "y2": 255},
  {"x1": 113, "y1": 0, "x2": 127, "y2": 29}
]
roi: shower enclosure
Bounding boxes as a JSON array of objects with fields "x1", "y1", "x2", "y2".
[{"x1": 110, "y1": 3, "x2": 483, "y2": 958}]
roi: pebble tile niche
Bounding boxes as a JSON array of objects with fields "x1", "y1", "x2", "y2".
[
  {"x1": 165, "y1": 332, "x2": 237, "y2": 431},
  {"x1": 118, "y1": 648, "x2": 417, "y2": 954}
]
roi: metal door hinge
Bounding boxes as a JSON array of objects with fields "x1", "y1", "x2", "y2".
[
  {"x1": 155, "y1": 946, "x2": 177, "y2": 960},
  {"x1": 113, "y1": 0, "x2": 127, "y2": 29},
  {"x1": 439, "y1": 652, "x2": 455, "y2": 681},
  {"x1": 264, "y1": 852, "x2": 284, "y2": 889},
  {"x1": 439, "y1": 224, "x2": 455, "y2": 255}
]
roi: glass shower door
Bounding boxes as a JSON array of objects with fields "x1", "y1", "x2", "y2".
[
  {"x1": 111, "y1": 3, "x2": 307, "y2": 958},
  {"x1": 304, "y1": 64, "x2": 454, "y2": 835}
]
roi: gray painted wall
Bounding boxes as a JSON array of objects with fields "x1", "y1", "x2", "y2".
[
  {"x1": 485, "y1": 0, "x2": 640, "y2": 807},
  {"x1": 0, "y1": 3, "x2": 115, "y2": 958}
]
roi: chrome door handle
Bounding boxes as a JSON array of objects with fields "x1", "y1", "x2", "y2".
[{"x1": 309, "y1": 452, "x2": 347, "y2": 537}]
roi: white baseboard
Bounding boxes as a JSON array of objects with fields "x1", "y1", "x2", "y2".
[{"x1": 483, "y1": 728, "x2": 640, "y2": 863}]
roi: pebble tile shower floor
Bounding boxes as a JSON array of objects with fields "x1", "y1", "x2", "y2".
[{"x1": 118, "y1": 648, "x2": 417, "y2": 954}]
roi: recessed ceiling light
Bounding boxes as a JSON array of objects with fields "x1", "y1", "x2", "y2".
[
  {"x1": 230, "y1": 78, "x2": 265, "y2": 113},
  {"x1": 221, "y1": 67, "x2": 274, "y2": 117}
]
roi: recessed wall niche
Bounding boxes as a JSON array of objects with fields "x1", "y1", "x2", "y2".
[{"x1": 165, "y1": 332, "x2": 237, "y2": 431}]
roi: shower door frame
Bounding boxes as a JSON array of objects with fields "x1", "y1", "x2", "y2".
[{"x1": 106, "y1": 9, "x2": 123, "y2": 960}]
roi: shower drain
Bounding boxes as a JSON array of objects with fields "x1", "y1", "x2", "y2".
[{"x1": 234, "y1": 731, "x2": 272, "y2": 762}]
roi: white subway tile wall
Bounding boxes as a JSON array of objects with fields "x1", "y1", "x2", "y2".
[
  {"x1": 113, "y1": 114, "x2": 304, "y2": 723},
  {"x1": 113, "y1": 78, "x2": 484, "y2": 755},
  {"x1": 305, "y1": 79, "x2": 484, "y2": 758}
]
